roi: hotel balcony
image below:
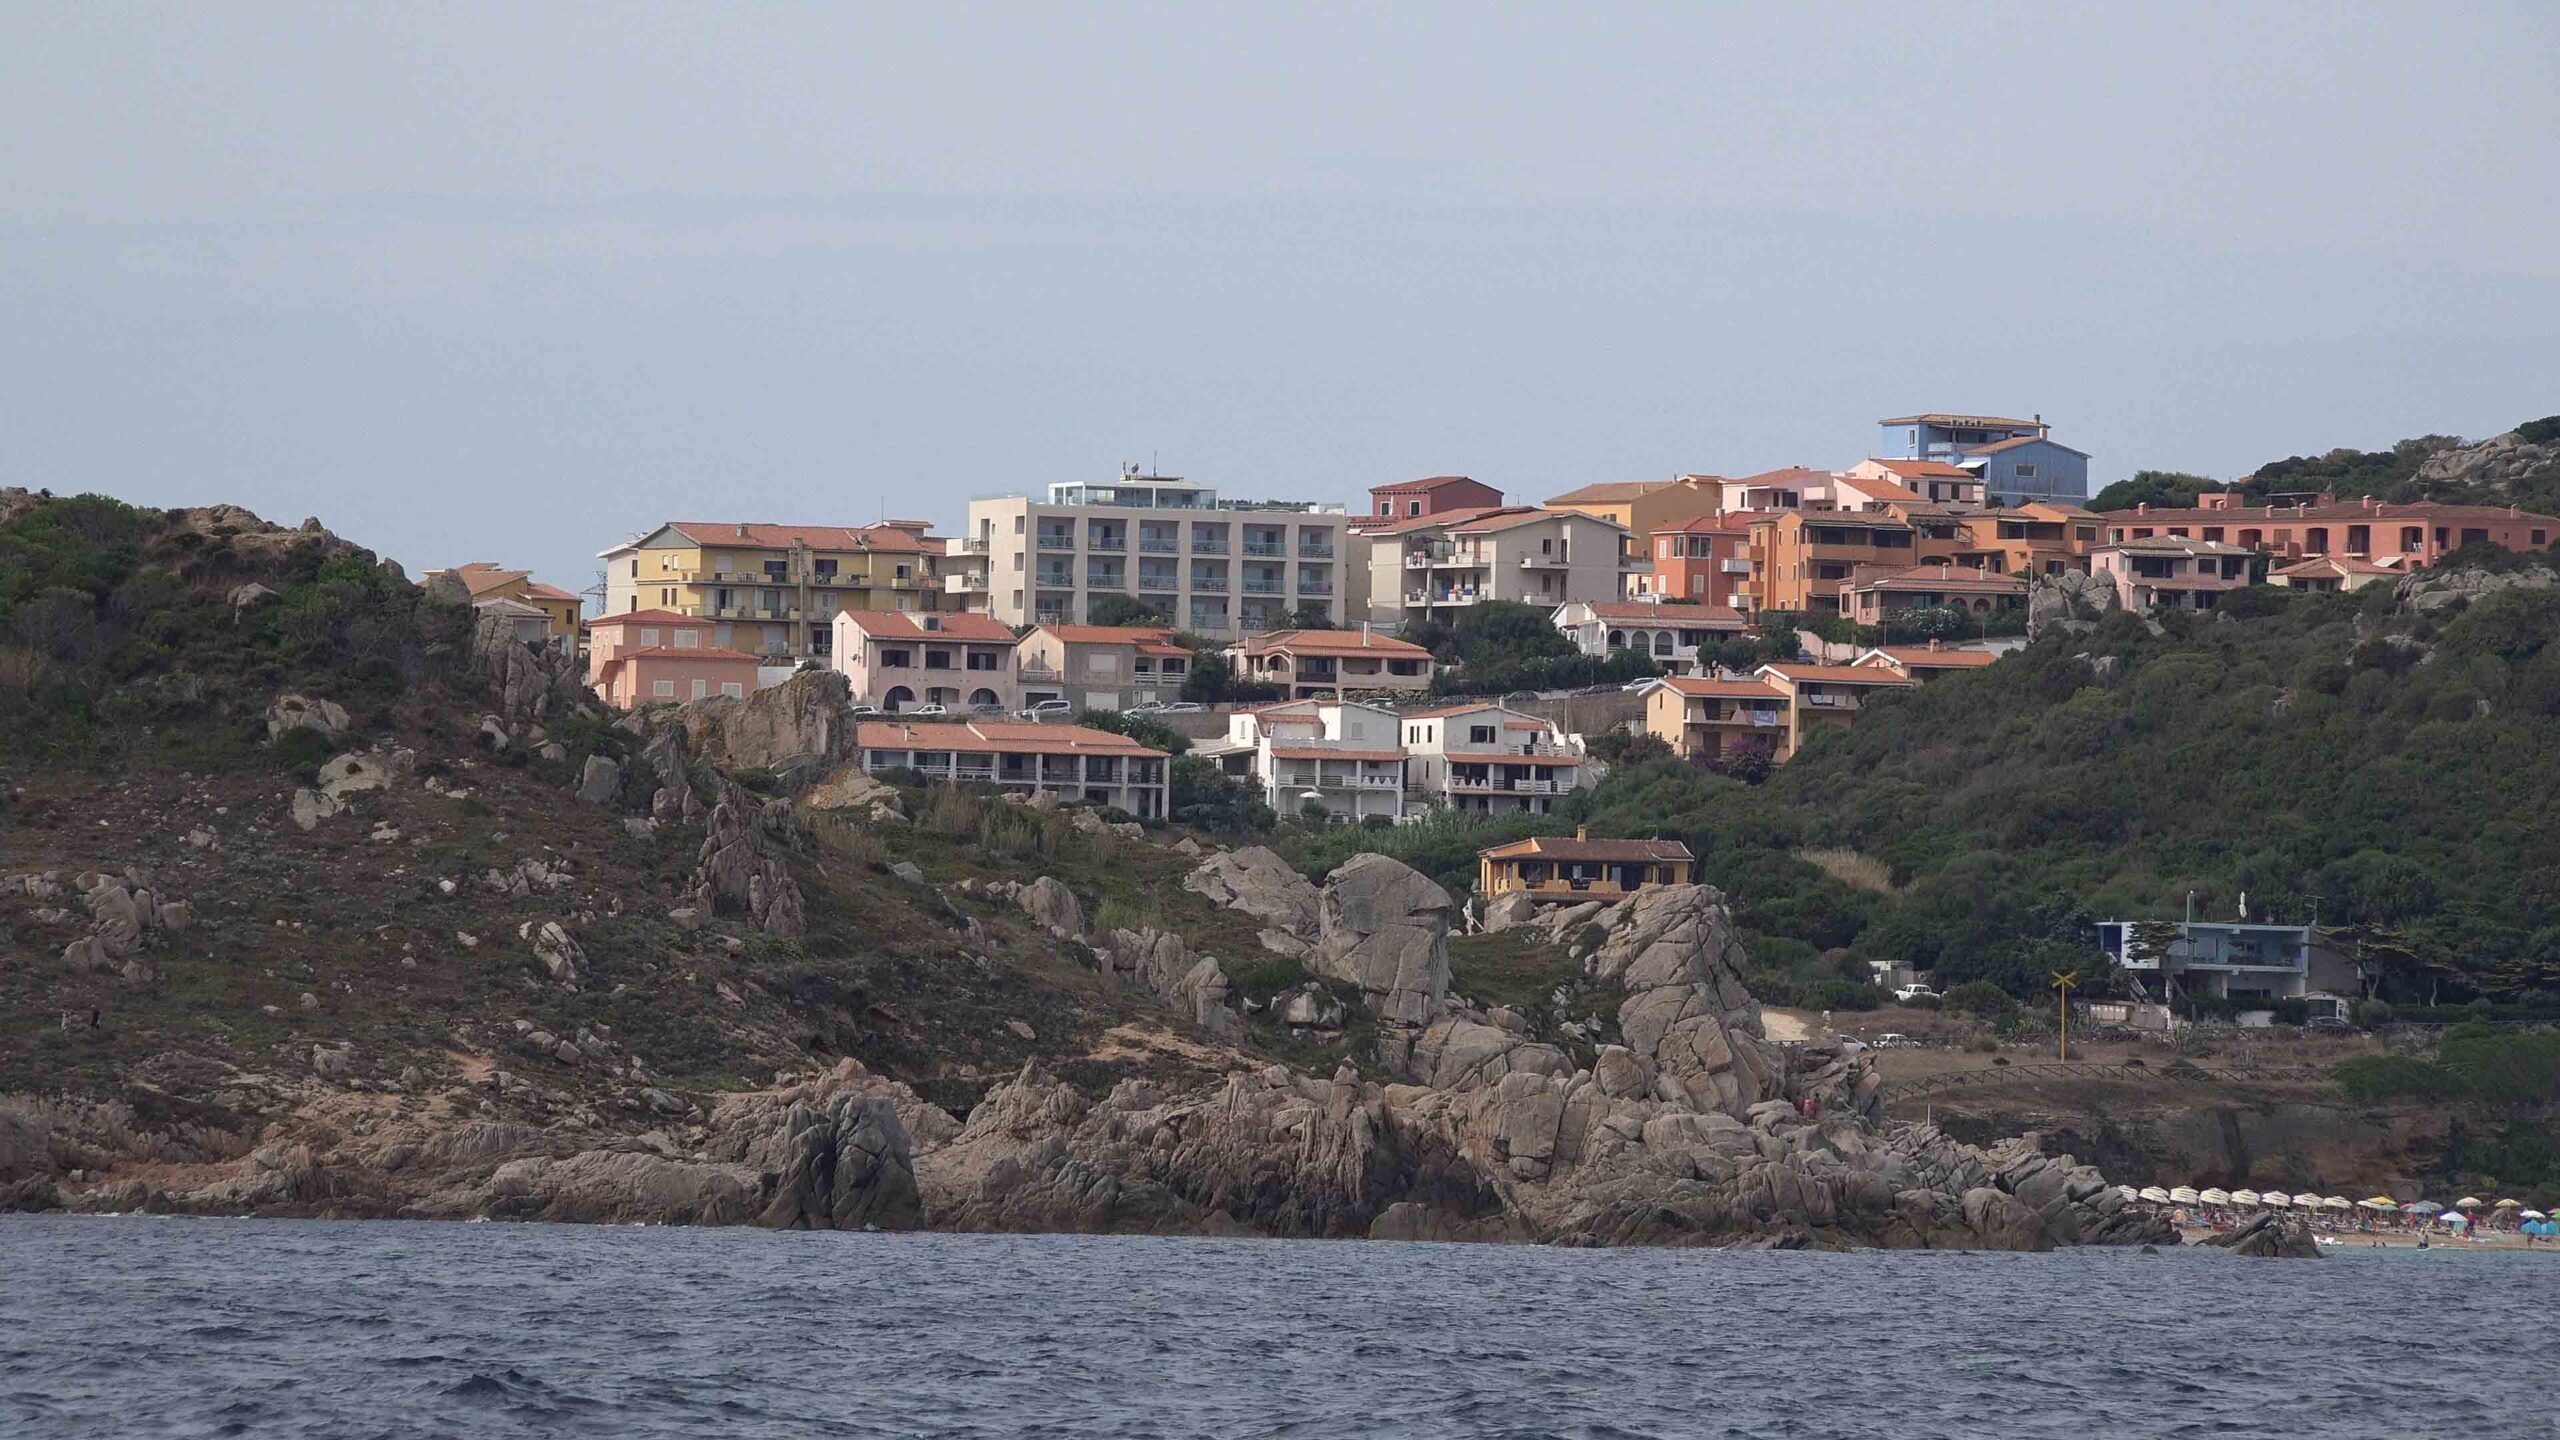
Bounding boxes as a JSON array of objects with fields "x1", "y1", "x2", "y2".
[
  {"x1": 1087, "y1": 534, "x2": 1127, "y2": 553},
  {"x1": 1137, "y1": 570, "x2": 1181, "y2": 592},
  {"x1": 1242, "y1": 540, "x2": 1286, "y2": 557},
  {"x1": 1191, "y1": 537, "x2": 1230, "y2": 555},
  {"x1": 1298, "y1": 543, "x2": 1334, "y2": 559},
  {"x1": 1296, "y1": 580, "x2": 1334, "y2": 596},
  {"x1": 1037, "y1": 533, "x2": 1076, "y2": 551}
]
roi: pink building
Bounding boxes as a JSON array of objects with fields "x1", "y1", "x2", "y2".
[
  {"x1": 587, "y1": 609, "x2": 763, "y2": 708},
  {"x1": 2089, "y1": 537, "x2": 2254, "y2": 612},
  {"x1": 833, "y1": 609, "x2": 1021, "y2": 712}
]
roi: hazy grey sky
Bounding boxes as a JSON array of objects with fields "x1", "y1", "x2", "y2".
[{"x1": 7, "y1": 4, "x2": 2557, "y2": 596}]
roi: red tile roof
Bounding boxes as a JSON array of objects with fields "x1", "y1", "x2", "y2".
[
  {"x1": 1371, "y1": 475, "x2": 1488, "y2": 495},
  {"x1": 839, "y1": 610, "x2": 1019, "y2": 643},
  {"x1": 589, "y1": 609, "x2": 704, "y2": 629},
  {"x1": 1451, "y1": 507, "x2": 1624, "y2": 536},
  {"x1": 1832, "y1": 473, "x2": 1927, "y2": 504},
  {"x1": 1028, "y1": 623, "x2": 1179, "y2": 647},
  {"x1": 853, "y1": 720, "x2": 1167, "y2": 758},
  {"x1": 2099, "y1": 499, "x2": 2560, "y2": 526},
  {"x1": 1759, "y1": 663, "x2": 1915, "y2": 687},
  {"x1": 615, "y1": 645, "x2": 764, "y2": 663},
  {"x1": 1579, "y1": 601, "x2": 1747, "y2": 625},
  {"x1": 1863, "y1": 458, "x2": 1977, "y2": 480},
  {"x1": 1655, "y1": 677, "x2": 1786, "y2": 701},
  {"x1": 1232, "y1": 629, "x2": 1432, "y2": 659},
  {"x1": 1478, "y1": 835, "x2": 1694, "y2": 863},
  {"x1": 1860, "y1": 646, "x2": 2000, "y2": 669},
  {"x1": 1733, "y1": 467, "x2": 1836, "y2": 488},
  {"x1": 1547, "y1": 480, "x2": 1686, "y2": 505},
  {"x1": 1653, "y1": 513, "x2": 1756, "y2": 535},
  {"x1": 1362, "y1": 504, "x2": 1525, "y2": 537},
  {"x1": 667, "y1": 521, "x2": 939, "y2": 554},
  {"x1": 1400, "y1": 701, "x2": 1533, "y2": 721}
]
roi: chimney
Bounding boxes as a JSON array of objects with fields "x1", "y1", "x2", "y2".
[
  {"x1": 1360, "y1": 621, "x2": 1372, "y2": 644},
  {"x1": 2137, "y1": 503, "x2": 2150, "y2": 515},
  {"x1": 735, "y1": 524, "x2": 748, "y2": 538},
  {"x1": 1928, "y1": 638, "x2": 1943, "y2": 651},
  {"x1": 1576, "y1": 825, "x2": 1589, "y2": 842}
]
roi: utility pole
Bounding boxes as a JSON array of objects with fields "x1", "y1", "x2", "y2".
[{"x1": 2052, "y1": 969, "x2": 2080, "y2": 1060}]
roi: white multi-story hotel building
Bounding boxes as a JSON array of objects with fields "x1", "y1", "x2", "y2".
[{"x1": 957, "y1": 471, "x2": 1361, "y2": 636}]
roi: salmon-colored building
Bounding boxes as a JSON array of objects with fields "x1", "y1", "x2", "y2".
[
  {"x1": 1635, "y1": 513, "x2": 1755, "y2": 607},
  {"x1": 2099, "y1": 496, "x2": 2560, "y2": 566},
  {"x1": 1643, "y1": 675, "x2": 1792, "y2": 761},
  {"x1": 1362, "y1": 475, "x2": 1504, "y2": 523},
  {"x1": 586, "y1": 609, "x2": 763, "y2": 708}
]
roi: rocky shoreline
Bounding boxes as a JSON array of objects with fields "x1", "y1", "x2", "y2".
[{"x1": 6, "y1": 862, "x2": 2173, "y2": 1253}]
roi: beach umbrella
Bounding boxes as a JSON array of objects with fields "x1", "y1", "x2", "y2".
[
  {"x1": 2263, "y1": 1192, "x2": 2292, "y2": 1208},
  {"x1": 2115, "y1": 1185, "x2": 2139, "y2": 1201},
  {"x1": 2409, "y1": 1200, "x2": 2444, "y2": 1215},
  {"x1": 2456, "y1": 1196, "x2": 2485, "y2": 1208},
  {"x1": 2494, "y1": 1198, "x2": 2521, "y2": 1210},
  {"x1": 2232, "y1": 1189, "x2": 2262, "y2": 1207},
  {"x1": 2323, "y1": 1196, "x2": 2353, "y2": 1210},
  {"x1": 2522, "y1": 1210, "x2": 2547, "y2": 1221},
  {"x1": 2140, "y1": 1186, "x2": 2172, "y2": 1204},
  {"x1": 2293, "y1": 1193, "x2": 2323, "y2": 1208},
  {"x1": 2200, "y1": 1188, "x2": 2233, "y2": 1206},
  {"x1": 2361, "y1": 1196, "x2": 2399, "y2": 1211},
  {"x1": 2445, "y1": 1211, "x2": 2470, "y2": 1226},
  {"x1": 2170, "y1": 1186, "x2": 2201, "y2": 1204}
]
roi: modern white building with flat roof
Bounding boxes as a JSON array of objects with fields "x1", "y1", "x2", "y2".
[
  {"x1": 2095, "y1": 918, "x2": 2312, "y2": 1000},
  {"x1": 956, "y1": 471, "x2": 1360, "y2": 635}
]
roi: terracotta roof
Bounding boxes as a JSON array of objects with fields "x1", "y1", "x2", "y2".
[
  {"x1": 1362, "y1": 505, "x2": 1520, "y2": 537},
  {"x1": 615, "y1": 645, "x2": 764, "y2": 663},
  {"x1": 1766, "y1": 512, "x2": 1914, "y2": 530},
  {"x1": 1028, "y1": 624, "x2": 1179, "y2": 647},
  {"x1": 2014, "y1": 501, "x2": 2100, "y2": 520},
  {"x1": 523, "y1": 582, "x2": 580, "y2": 603},
  {"x1": 436, "y1": 562, "x2": 530, "y2": 598},
  {"x1": 2098, "y1": 499, "x2": 2560, "y2": 526},
  {"x1": 590, "y1": 609, "x2": 705, "y2": 629},
  {"x1": 1232, "y1": 629, "x2": 1433, "y2": 659},
  {"x1": 1477, "y1": 835, "x2": 1694, "y2": 863},
  {"x1": 1759, "y1": 663, "x2": 1915, "y2": 687},
  {"x1": 1831, "y1": 473, "x2": 1927, "y2": 504},
  {"x1": 1271, "y1": 747, "x2": 1406, "y2": 763},
  {"x1": 1450, "y1": 507, "x2": 1624, "y2": 536},
  {"x1": 1859, "y1": 646, "x2": 2000, "y2": 669},
  {"x1": 1878, "y1": 413, "x2": 2044, "y2": 429},
  {"x1": 1842, "y1": 565, "x2": 2027, "y2": 592},
  {"x1": 1653, "y1": 513, "x2": 1755, "y2": 535},
  {"x1": 1656, "y1": 677, "x2": 1786, "y2": 701},
  {"x1": 1371, "y1": 475, "x2": 1489, "y2": 496},
  {"x1": 666, "y1": 521, "x2": 940, "y2": 554},
  {"x1": 1863, "y1": 458, "x2": 1977, "y2": 480},
  {"x1": 839, "y1": 610, "x2": 1019, "y2": 643},
  {"x1": 1577, "y1": 601, "x2": 1748, "y2": 626},
  {"x1": 1732, "y1": 467, "x2": 1835, "y2": 488},
  {"x1": 1966, "y1": 435, "x2": 2090, "y2": 458},
  {"x1": 2270, "y1": 555, "x2": 2400, "y2": 576},
  {"x1": 854, "y1": 720, "x2": 1167, "y2": 758},
  {"x1": 2096, "y1": 535, "x2": 2253, "y2": 556},
  {"x1": 1399, "y1": 702, "x2": 1542, "y2": 722},
  {"x1": 1546, "y1": 480, "x2": 1680, "y2": 505}
]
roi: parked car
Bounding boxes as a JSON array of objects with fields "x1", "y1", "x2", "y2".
[
  {"x1": 847, "y1": 704, "x2": 882, "y2": 719},
  {"x1": 1150, "y1": 701, "x2": 1205, "y2": 714},
  {"x1": 1871, "y1": 1033, "x2": 1922, "y2": 1049},
  {"x1": 1893, "y1": 984, "x2": 1941, "y2": 1004},
  {"x1": 1834, "y1": 1035, "x2": 1869, "y2": 1053},
  {"x1": 1501, "y1": 691, "x2": 1541, "y2": 706},
  {"x1": 1621, "y1": 677, "x2": 1658, "y2": 693},
  {"x1": 2303, "y1": 1016, "x2": 2362, "y2": 1035},
  {"x1": 967, "y1": 702, "x2": 1008, "y2": 717},
  {"x1": 1017, "y1": 699, "x2": 1074, "y2": 721},
  {"x1": 905, "y1": 703, "x2": 949, "y2": 718}
]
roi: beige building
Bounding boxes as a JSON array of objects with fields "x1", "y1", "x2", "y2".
[
  {"x1": 852, "y1": 719, "x2": 1171, "y2": 818},
  {"x1": 1363, "y1": 506, "x2": 1634, "y2": 625},
  {"x1": 598, "y1": 520, "x2": 944, "y2": 661},
  {"x1": 1013, "y1": 624, "x2": 1195, "y2": 713},
  {"x1": 1226, "y1": 628, "x2": 1433, "y2": 701},
  {"x1": 1543, "y1": 475, "x2": 1721, "y2": 538},
  {"x1": 958, "y1": 472, "x2": 1358, "y2": 636},
  {"x1": 426, "y1": 562, "x2": 584, "y2": 638},
  {"x1": 1397, "y1": 702, "x2": 1586, "y2": 816}
]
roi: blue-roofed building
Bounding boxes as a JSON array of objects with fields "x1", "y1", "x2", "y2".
[{"x1": 1878, "y1": 412, "x2": 2091, "y2": 507}]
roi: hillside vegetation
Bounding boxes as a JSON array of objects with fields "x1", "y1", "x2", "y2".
[{"x1": 1287, "y1": 552, "x2": 2560, "y2": 1008}]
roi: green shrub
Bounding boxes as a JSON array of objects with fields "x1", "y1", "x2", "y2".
[{"x1": 1942, "y1": 981, "x2": 2016, "y2": 1016}]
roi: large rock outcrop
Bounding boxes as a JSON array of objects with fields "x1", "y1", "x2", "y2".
[
  {"x1": 1314, "y1": 854, "x2": 1452, "y2": 1027},
  {"x1": 1183, "y1": 847, "x2": 1321, "y2": 937},
  {"x1": 670, "y1": 670, "x2": 854, "y2": 775}
]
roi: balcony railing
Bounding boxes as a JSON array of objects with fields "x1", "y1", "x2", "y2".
[
  {"x1": 1297, "y1": 580, "x2": 1333, "y2": 595},
  {"x1": 1190, "y1": 575, "x2": 1228, "y2": 592},
  {"x1": 1520, "y1": 554, "x2": 1569, "y2": 568},
  {"x1": 1037, "y1": 534, "x2": 1076, "y2": 551},
  {"x1": 1139, "y1": 537, "x2": 1180, "y2": 552},
  {"x1": 1088, "y1": 535, "x2": 1126, "y2": 552},
  {"x1": 1035, "y1": 572, "x2": 1075, "y2": 588},
  {"x1": 1191, "y1": 538, "x2": 1229, "y2": 554},
  {"x1": 1404, "y1": 555, "x2": 1435, "y2": 569},
  {"x1": 1242, "y1": 541, "x2": 1286, "y2": 557},
  {"x1": 1450, "y1": 776, "x2": 1564, "y2": 794},
  {"x1": 1087, "y1": 572, "x2": 1128, "y2": 590},
  {"x1": 1298, "y1": 544, "x2": 1334, "y2": 559},
  {"x1": 1137, "y1": 572, "x2": 1181, "y2": 591},
  {"x1": 1242, "y1": 579, "x2": 1282, "y2": 594}
]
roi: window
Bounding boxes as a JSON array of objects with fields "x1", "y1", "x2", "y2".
[
  {"x1": 2203, "y1": 528, "x2": 2224, "y2": 542},
  {"x1": 2014, "y1": 463, "x2": 2038, "y2": 480},
  {"x1": 652, "y1": 679, "x2": 675, "y2": 697},
  {"x1": 2537, "y1": 530, "x2": 2549, "y2": 547},
  {"x1": 881, "y1": 648, "x2": 910, "y2": 667},
  {"x1": 1408, "y1": 501, "x2": 1422, "y2": 516},
  {"x1": 1379, "y1": 501, "x2": 1393, "y2": 515},
  {"x1": 691, "y1": 678, "x2": 709, "y2": 700},
  {"x1": 722, "y1": 682, "x2": 744, "y2": 699},
  {"x1": 671, "y1": 629, "x2": 698, "y2": 648},
  {"x1": 1468, "y1": 725, "x2": 1496, "y2": 744},
  {"x1": 1088, "y1": 653, "x2": 1120, "y2": 675},
  {"x1": 639, "y1": 627, "x2": 660, "y2": 647}
]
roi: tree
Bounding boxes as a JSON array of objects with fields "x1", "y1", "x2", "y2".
[
  {"x1": 1179, "y1": 654, "x2": 1283, "y2": 705},
  {"x1": 1073, "y1": 708, "x2": 1187, "y2": 755},
  {"x1": 2088, "y1": 470, "x2": 2227, "y2": 513},
  {"x1": 1171, "y1": 755, "x2": 1274, "y2": 832},
  {"x1": 1085, "y1": 593, "x2": 1170, "y2": 628}
]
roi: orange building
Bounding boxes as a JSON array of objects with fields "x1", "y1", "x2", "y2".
[
  {"x1": 2099, "y1": 496, "x2": 2560, "y2": 565},
  {"x1": 1635, "y1": 513, "x2": 1755, "y2": 607},
  {"x1": 1643, "y1": 675, "x2": 1792, "y2": 761},
  {"x1": 1477, "y1": 831, "x2": 1695, "y2": 904},
  {"x1": 1740, "y1": 512, "x2": 1968, "y2": 615},
  {"x1": 1755, "y1": 662, "x2": 1914, "y2": 755}
]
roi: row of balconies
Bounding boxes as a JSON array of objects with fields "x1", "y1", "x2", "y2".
[{"x1": 1033, "y1": 533, "x2": 1329, "y2": 556}]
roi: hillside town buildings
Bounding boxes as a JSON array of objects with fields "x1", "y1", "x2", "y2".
[
  {"x1": 852, "y1": 719, "x2": 1171, "y2": 818},
  {"x1": 598, "y1": 520, "x2": 945, "y2": 661},
  {"x1": 2100, "y1": 495, "x2": 2559, "y2": 567},
  {"x1": 427, "y1": 562, "x2": 584, "y2": 639},
  {"x1": 1198, "y1": 696, "x2": 1591, "y2": 822},
  {"x1": 1878, "y1": 413, "x2": 2090, "y2": 506},
  {"x1": 585, "y1": 609, "x2": 762, "y2": 708},
  {"x1": 1477, "y1": 832, "x2": 1696, "y2": 905},
  {"x1": 960, "y1": 471, "x2": 1355, "y2": 634},
  {"x1": 1227, "y1": 628, "x2": 1433, "y2": 702},
  {"x1": 831, "y1": 610, "x2": 1020, "y2": 713},
  {"x1": 2090, "y1": 536, "x2": 2256, "y2": 612},
  {"x1": 1550, "y1": 599, "x2": 1748, "y2": 664},
  {"x1": 1363, "y1": 506, "x2": 1634, "y2": 625},
  {"x1": 1014, "y1": 624, "x2": 1194, "y2": 713}
]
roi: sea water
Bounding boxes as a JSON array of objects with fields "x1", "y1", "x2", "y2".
[{"x1": 1, "y1": 1216, "x2": 2546, "y2": 1438}]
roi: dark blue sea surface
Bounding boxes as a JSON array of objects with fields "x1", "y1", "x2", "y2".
[{"x1": 1, "y1": 1216, "x2": 2548, "y2": 1438}]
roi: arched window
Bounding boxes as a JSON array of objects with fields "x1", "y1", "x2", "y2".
[
  {"x1": 883, "y1": 686, "x2": 915, "y2": 712},
  {"x1": 1607, "y1": 629, "x2": 1627, "y2": 650},
  {"x1": 969, "y1": 688, "x2": 1000, "y2": 708},
  {"x1": 1652, "y1": 632, "x2": 1673, "y2": 657}
]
